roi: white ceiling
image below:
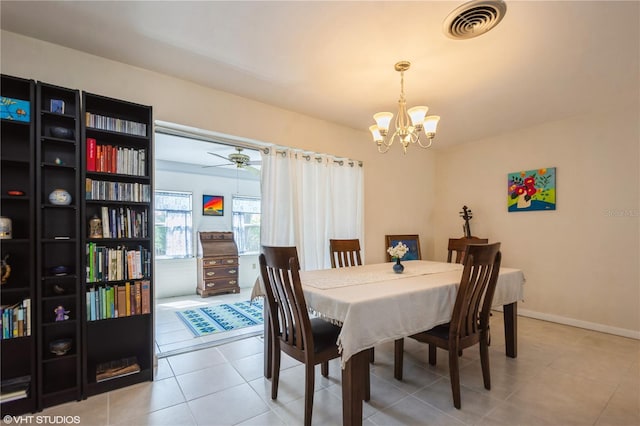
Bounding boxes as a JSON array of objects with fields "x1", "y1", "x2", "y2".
[
  {"x1": 1, "y1": 1, "x2": 638, "y2": 151},
  {"x1": 154, "y1": 132, "x2": 262, "y2": 179}
]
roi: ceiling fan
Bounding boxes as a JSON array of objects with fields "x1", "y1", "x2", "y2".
[{"x1": 204, "y1": 147, "x2": 261, "y2": 174}]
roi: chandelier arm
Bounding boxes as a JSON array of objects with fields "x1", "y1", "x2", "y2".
[
  {"x1": 416, "y1": 136, "x2": 434, "y2": 149},
  {"x1": 377, "y1": 141, "x2": 392, "y2": 154}
]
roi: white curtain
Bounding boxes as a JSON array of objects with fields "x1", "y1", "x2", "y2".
[{"x1": 260, "y1": 148, "x2": 364, "y2": 270}]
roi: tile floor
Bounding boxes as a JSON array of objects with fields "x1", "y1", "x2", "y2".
[{"x1": 31, "y1": 312, "x2": 640, "y2": 425}]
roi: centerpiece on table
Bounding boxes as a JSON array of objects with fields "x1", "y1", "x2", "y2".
[{"x1": 387, "y1": 242, "x2": 409, "y2": 273}]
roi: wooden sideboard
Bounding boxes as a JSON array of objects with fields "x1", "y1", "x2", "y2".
[{"x1": 196, "y1": 232, "x2": 240, "y2": 297}]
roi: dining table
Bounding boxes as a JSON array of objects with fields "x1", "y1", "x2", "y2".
[{"x1": 254, "y1": 259, "x2": 525, "y2": 426}]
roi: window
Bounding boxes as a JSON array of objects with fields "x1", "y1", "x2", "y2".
[
  {"x1": 154, "y1": 190, "x2": 193, "y2": 259},
  {"x1": 232, "y1": 196, "x2": 261, "y2": 255}
]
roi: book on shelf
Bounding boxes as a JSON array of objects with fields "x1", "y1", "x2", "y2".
[
  {"x1": 95, "y1": 356, "x2": 140, "y2": 382},
  {"x1": 86, "y1": 138, "x2": 97, "y2": 171},
  {"x1": 87, "y1": 282, "x2": 151, "y2": 321},
  {"x1": 91, "y1": 143, "x2": 146, "y2": 176},
  {"x1": 116, "y1": 285, "x2": 126, "y2": 317},
  {"x1": 85, "y1": 178, "x2": 151, "y2": 203},
  {"x1": 125, "y1": 282, "x2": 131, "y2": 316},
  {"x1": 86, "y1": 243, "x2": 149, "y2": 282},
  {"x1": 50, "y1": 99, "x2": 65, "y2": 114},
  {"x1": 96, "y1": 206, "x2": 148, "y2": 239},
  {"x1": 0, "y1": 299, "x2": 31, "y2": 339},
  {"x1": 1, "y1": 375, "x2": 30, "y2": 403},
  {"x1": 0, "y1": 388, "x2": 28, "y2": 403},
  {"x1": 85, "y1": 112, "x2": 147, "y2": 137},
  {"x1": 141, "y1": 280, "x2": 151, "y2": 314}
]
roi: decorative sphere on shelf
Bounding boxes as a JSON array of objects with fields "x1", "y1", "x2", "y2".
[{"x1": 49, "y1": 189, "x2": 72, "y2": 205}]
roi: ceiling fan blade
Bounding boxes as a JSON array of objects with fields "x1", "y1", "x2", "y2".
[
  {"x1": 207, "y1": 151, "x2": 230, "y2": 162},
  {"x1": 201, "y1": 162, "x2": 232, "y2": 168}
]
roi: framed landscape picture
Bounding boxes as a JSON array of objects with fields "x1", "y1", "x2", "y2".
[
  {"x1": 507, "y1": 167, "x2": 556, "y2": 212},
  {"x1": 385, "y1": 234, "x2": 422, "y2": 261},
  {"x1": 203, "y1": 195, "x2": 224, "y2": 216}
]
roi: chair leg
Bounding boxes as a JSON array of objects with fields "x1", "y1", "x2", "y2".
[
  {"x1": 480, "y1": 338, "x2": 491, "y2": 390},
  {"x1": 394, "y1": 338, "x2": 404, "y2": 380},
  {"x1": 428, "y1": 344, "x2": 437, "y2": 365},
  {"x1": 304, "y1": 364, "x2": 315, "y2": 426},
  {"x1": 448, "y1": 346, "x2": 461, "y2": 409},
  {"x1": 321, "y1": 361, "x2": 329, "y2": 377},
  {"x1": 271, "y1": 344, "x2": 281, "y2": 400},
  {"x1": 364, "y1": 352, "x2": 371, "y2": 402}
]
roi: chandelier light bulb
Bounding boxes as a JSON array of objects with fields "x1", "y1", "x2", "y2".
[
  {"x1": 407, "y1": 106, "x2": 428, "y2": 128},
  {"x1": 369, "y1": 125, "x2": 383, "y2": 143},
  {"x1": 373, "y1": 112, "x2": 393, "y2": 135},
  {"x1": 424, "y1": 115, "x2": 441, "y2": 137}
]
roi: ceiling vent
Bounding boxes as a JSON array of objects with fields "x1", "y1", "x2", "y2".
[{"x1": 443, "y1": 0, "x2": 507, "y2": 40}]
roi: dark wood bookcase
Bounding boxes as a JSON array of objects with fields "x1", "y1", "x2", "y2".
[
  {"x1": 2, "y1": 77, "x2": 154, "y2": 412},
  {"x1": 35, "y1": 82, "x2": 82, "y2": 408},
  {"x1": 81, "y1": 92, "x2": 154, "y2": 396},
  {"x1": 0, "y1": 75, "x2": 37, "y2": 416}
]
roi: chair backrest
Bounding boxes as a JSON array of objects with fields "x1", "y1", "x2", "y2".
[
  {"x1": 329, "y1": 239, "x2": 362, "y2": 268},
  {"x1": 259, "y1": 245, "x2": 313, "y2": 358},
  {"x1": 447, "y1": 237, "x2": 489, "y2": 264},
  {"x1": 449, "y1": 243, "x2": 502, "y2": 340}
]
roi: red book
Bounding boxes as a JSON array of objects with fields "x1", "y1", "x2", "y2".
[
  {"x1": 111, "y1": 146, "x2": 117, "y2": 173},
  {"x1": 105, "y1": 145, "x2": 112, "y2": 173},
  {"x1": 86, "y1": 138, "x2": 96, "y2": 171}
]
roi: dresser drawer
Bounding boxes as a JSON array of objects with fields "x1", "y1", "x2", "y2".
[
  {"x1": 202, "y1": 266, "x2": 238, "y2": 279},
  {"x1": 202, "y1": 278, "x2": 238, "y2": 289},
  {"x1": 202, "y1": 257, "x2": 238, "y2": 267}
]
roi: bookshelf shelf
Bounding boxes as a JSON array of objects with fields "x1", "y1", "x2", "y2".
[{"x1": 1, "y1": 74, "x2": 37, "y2": 416}]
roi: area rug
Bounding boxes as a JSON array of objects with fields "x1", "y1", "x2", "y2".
[{"x1": 176, "y1": 300, "x2": 263, "y2": 337}]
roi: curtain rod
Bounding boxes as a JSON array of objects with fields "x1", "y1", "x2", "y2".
[{"x1": 262, "y1": 148, "x2": 363, "y2": 167}]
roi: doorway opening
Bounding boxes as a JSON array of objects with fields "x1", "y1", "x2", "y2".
[{"x1": 153, "y1": 124, "x2": 265, "y2": 358}]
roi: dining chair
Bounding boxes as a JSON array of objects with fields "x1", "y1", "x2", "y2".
[
  {"x1": 329, "y1": 238, "x2": 362, "y2": 268},
  {"x1": 260, "y1": 245, "x2": 369, "y2": 426},
  {"x1": 328, "y1": 238, "x2": 376, "y2": 363},
  {"x1": 394, "y1": 242, "x2": 502, "y2": 409},
  {"x1": 447, "y1": 236, "x2": 489, "y2": 264}
]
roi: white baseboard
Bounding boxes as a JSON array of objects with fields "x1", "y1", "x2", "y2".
[{"x1": 498, "y1": 307, "x2": 640, "y2": 340}]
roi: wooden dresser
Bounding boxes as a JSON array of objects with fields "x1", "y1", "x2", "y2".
[{"x1": 196, "y1": 231, "x2": 240, "y2": 297}]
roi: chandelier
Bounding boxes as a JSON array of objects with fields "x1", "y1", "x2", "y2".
[{"x1": 369, "y1": 61, "x2": 440, "y2": 154}]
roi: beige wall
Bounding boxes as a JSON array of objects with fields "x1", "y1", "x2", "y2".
[
  {"x1": 3, "y1": 30, "x2": 638, "y2": 336},
  {"x1": 0, "y1": 30, "x2": 436, "y2": 264},
  {"x1": 433, "y1": 108, "x2": 640, "y2": 336}
]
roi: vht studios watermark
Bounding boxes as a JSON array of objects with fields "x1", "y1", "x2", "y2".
[{"x1": 3, "y1": 415, "x2": 81, "y2": 424}]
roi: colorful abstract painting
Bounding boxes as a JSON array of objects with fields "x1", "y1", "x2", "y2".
[
  {"x1": 508, "y1": 167, "x2": 556, "y2": 212},
  {"x1": 203, "y1": 195, "x2": 224, "y2": 216},
  {"x1": 0, "y1": 96, "x2": 30, "y2": 122}
]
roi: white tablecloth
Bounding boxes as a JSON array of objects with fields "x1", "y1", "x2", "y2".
[{"x1": 254, "y1": 260, "x2": 525, "y2": 366}]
